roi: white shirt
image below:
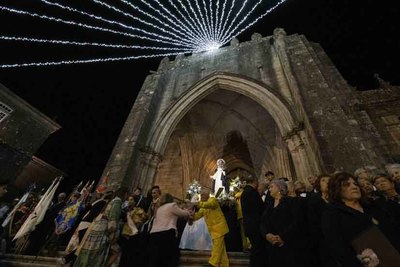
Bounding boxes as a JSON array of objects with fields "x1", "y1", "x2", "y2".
[{"x1": 150, "y1": 202, "x2": 190, "y2": 234}]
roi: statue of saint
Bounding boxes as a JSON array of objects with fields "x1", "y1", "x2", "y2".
[{"x1": 210, "y1": 159, "x2": 226, "y2": 196}]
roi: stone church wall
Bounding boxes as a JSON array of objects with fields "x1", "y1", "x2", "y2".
[{"x1": 102, "y1": 29, "x2": 396, "y2": 193}]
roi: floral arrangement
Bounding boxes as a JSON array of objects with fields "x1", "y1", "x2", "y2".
[
  {"x1": 357, "y1": 248, "x2": 380, "y2": 267},
  {"x1": 230, "y1": 176, "x2": 242, "y2": 191},
  {"x1": 187, "y1": 180, "x2": 202, "y2": 197}
]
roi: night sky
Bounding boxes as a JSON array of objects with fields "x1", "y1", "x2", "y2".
[{"x1": 0, "y1": 0, "x2": 399, "y2": 191}]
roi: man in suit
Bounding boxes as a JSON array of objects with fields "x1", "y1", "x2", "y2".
[
  {"x1": 241, "y1": 175, "x2": 267, "y2": 267},
  {"x1": 193, "y1": 190, "x2": 229, "y2": 267},
  {"x1": 262, "y1": 171, "x2": 275, "y2": 206}
]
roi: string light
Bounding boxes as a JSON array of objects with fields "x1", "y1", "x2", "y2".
[
  {"x1": 0, "y1": 52, "x2": 185, "y2": 68},
  {"x1": 39, "y1": 0, "x2": 194, "y2": 47},
  {"x1": 0, "y1": 0, "x2": 288, "y2": 68},
  {"x1": 0, "y1": 35, "x2": 193, "y2": 51}
]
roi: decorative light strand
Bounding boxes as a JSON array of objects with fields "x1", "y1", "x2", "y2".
[
  {"x1": 166, "y1": 0, "x2": 204, "y2": 42},
  {"x1": 181, "y1": 0, "x2": 209, "y2": 44},
  {"x1": 0, "y1": 5, "x2": 192, "y2": 48},
  {"x1": 117, "y1": 0, "x2": 202, "y2": 45},
  {"x1": 0, "y1": 0, "x2": 288, "y2": 68},
  {"x1": 193, "y1": 0, "x2": 212, "y2": 41},
  {"x1": 136, "y1": 0, "x2": 202, "y2": 44},
  {"x1": 215, "y1": 0, "x2": 221, "y2": 39},
  {"x1": 223, "y1": 0, "x2": 287, "y2": 44},
  {"x1": 219, "y1": 0, "x2": 250, "y2": 42},
  {"x1": 0, "y1": 52, "x2": 185, "y2": 68},
  {"x1": 216, "y1": 0, "x2": 228, "y2": 39},
  {"x1": 200, "y1": 0, "x2": 213, "y2": 41},
  {"x1": 175, "y1": 0, "x2": 205, "y2": 40},
  {"x1": 39, "y1": 0, "x2": 194, "y2": 47},
  {"x1": 0, "y1": 35, "x2": 193, "y2": 51},
  {"x1": 208, "y1": 0, "x2": 215, "y2": 40},
  {"x1": 150, "y1": 0, "x2": 206, "y2": 44},
  {"x1": 218, "y1": 0, "x2": 236, "y2": 40},
  {"x1": 221, "y1": 0, "x2": 264, "y2": 43}
]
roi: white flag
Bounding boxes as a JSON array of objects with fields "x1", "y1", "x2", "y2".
[
  {"x1": 13, "y1": 177, "x2": 61, "y2": 240},
  {"x1": 1, "y1": 192, "x2": 29, "y2": 228}
]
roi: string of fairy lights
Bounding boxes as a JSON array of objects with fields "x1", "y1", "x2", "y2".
[{"x1": 0, "y1": 0, "x2": 286, "y2": 68}]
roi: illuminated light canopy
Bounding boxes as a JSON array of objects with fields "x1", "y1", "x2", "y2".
[
  {"x1": 202, "y1": 41, "x2": 222, "y2": 52},
  {"x1": 0, "y1": 0, "x2": 287, "y2": 68}
]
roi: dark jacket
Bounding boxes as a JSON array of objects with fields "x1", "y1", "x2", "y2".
[
  {"x1": 321, "y1": 202, "x2": 400, "y2": 267},
  {"x1": 241, "y1": 184, "x2": 267, "y2": 266},
  {"x1": 260, "y1": 197, "x2": 307, "y2": 267},
  {"x1": 307, "y1": 194, "x2": 336, "y2": 267},
  {"x1": 241, "y1": 185, "x2": 264, "y2": 236},
  {"x1": 82, "y1": 199, "x2": 107, "y2": 223}
]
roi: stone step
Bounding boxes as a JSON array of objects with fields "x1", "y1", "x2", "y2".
[
  {"x1": 0, "y1": 253, "x2": 66, "y2": 267},
  {"x1": 0, "y1": 250, "x2": 249, "y2": 267},
  {"x1": 41, "y1": 249, "x2": 67, "y2": 257},
  {"x1": 180, "y1": 250, "x2": 249, "y2": 258},
  {"x1": 0, "y1": 260, "x2": 57, "y2": 267},
  {"x1": 179, "y1": 250, "x2": 249, "y2": 267}
]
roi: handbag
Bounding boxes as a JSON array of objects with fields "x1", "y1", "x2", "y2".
[{"x1": 351, "y1": 225, "x2": 400, "y2": 267}]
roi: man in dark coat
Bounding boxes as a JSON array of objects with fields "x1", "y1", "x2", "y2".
[{"x1": 241, "y1": 175, "x2": 267, "y2": 267}]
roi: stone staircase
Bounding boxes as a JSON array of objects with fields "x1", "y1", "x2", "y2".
[{"x1": 0, "y1": 250, "x2": 249, "y2": 266}]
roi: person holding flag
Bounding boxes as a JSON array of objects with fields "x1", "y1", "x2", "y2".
[
  {"x1": 47, "y1": 189, "x2": 85, "y2": 256},
  {"x1": 13, "y1": 177, "x2": 62, "y2": 241}
]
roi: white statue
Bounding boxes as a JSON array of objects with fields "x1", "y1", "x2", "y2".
[{"x1": 210, "y1": 159, "x2": 226, "y2": 196}]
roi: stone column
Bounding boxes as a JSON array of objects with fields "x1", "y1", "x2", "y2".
[
  {"x1": 179, "y1": 136, "x2": 193, "y2": 198},
  {"x1": 137, "y1": 146, "x2": 162, "y2": 193},
  {"x1": 274, "y1": 146, "x2": 293, "y2": 178},
  {"x1": 274, "y1": 138, "x2": 292, "y2": 179},
  {"x1": 285, "y1": 132, "x2": 315, "y2": 183}
]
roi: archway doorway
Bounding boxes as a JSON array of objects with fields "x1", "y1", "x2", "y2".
[
  {"x1": 154, "y1": 89, "x2": 294, "y2": 197},
  {"x1": 137, "y1": 73, "x2": 321, "y2": 197}
]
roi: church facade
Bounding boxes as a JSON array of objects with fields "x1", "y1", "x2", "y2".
[{"x1": 102, "y1": 29, "x2": 400, "y2": 197}]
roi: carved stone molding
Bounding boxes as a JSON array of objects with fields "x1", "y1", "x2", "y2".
[
  {"x1": 285, "y1": 133, "x2": 305, "y2": 153},
  {"x1": 139, "y1": 146, "x2": 162, "y2": 168},
  {"x1": 283, "y1": 122, "x2": 305, "y2": 141}
]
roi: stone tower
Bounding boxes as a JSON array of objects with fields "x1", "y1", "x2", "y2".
[{"x1": 101, "y1": 29, "x2": 399, "y2": 197}]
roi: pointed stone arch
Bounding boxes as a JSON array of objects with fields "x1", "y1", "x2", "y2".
[{"x1": 137, "y1": 72, "x2": 322, "y2": 191}]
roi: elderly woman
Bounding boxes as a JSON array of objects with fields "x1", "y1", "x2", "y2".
[
  {"x1": 373, "y1": 174, "x2": 400, "y2": 203},
  {"x1": 322, "y1": 172, "x2": 400, "y2": 267},
  {"x1": 357, "y1": 176, "x2": 381, "y2": 201},
  {"x1": 147, "y1": 193, "x2": 191, "y2": 267},
  {"x1": 372, "y1": 174, "x2": 400, "y2": 224},
  {"x1": 385, "y1": 163, "x2": 400, "y2": 193},
  {"x1": 260, "y1": 179, "x2": 307, "y2": 267}
]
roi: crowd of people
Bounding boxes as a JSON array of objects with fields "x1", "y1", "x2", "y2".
[
  {"x1": 0, "y1": 163, "x2": 399, "y2": 267},
  {"x1": 239, "y1": 164, "x2": 400, "y2": 267}
]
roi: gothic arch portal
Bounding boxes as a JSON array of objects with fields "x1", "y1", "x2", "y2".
[{"x1": 137, "y1": 72, "x2": 322, "y2": 193}]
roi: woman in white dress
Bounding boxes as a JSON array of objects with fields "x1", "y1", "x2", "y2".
[{"x1": 179, "y1": 194, "x2": 212, "y2": 251}]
